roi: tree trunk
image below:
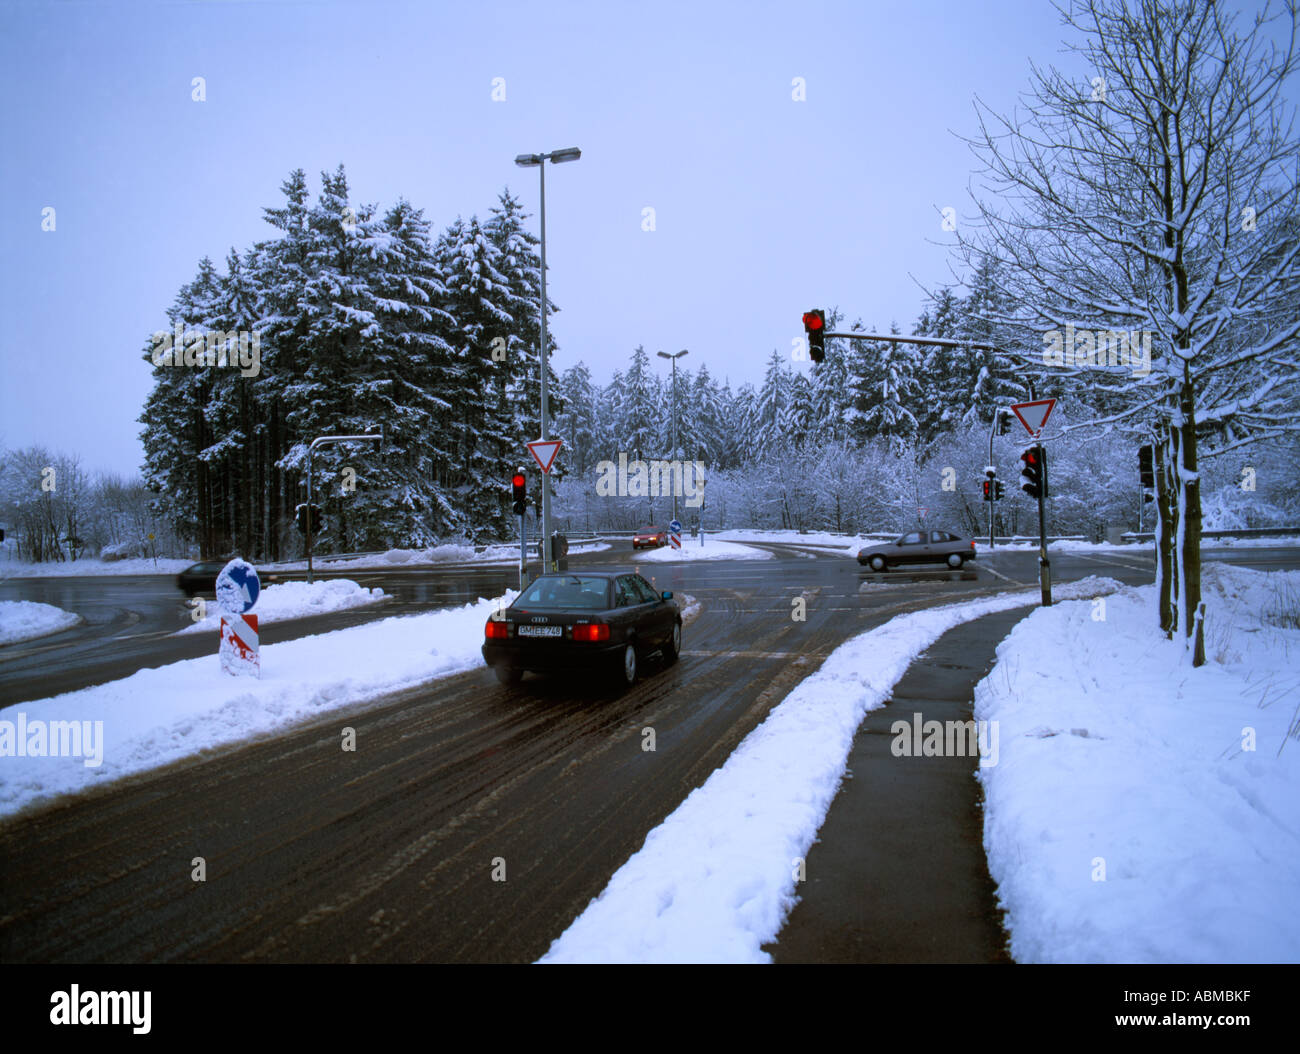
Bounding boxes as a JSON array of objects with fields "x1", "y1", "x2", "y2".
[
  {"x1": 1179, "y1": 368, "x2": 1204, "y2": 666},
  {"x1": 1153, "y1": 433, "x2": 1176, "y2": 637}
]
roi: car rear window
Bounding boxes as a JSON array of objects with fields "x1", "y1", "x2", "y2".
[{"x1": 516, "y1": 576, "x2": 610, "y2": 610}]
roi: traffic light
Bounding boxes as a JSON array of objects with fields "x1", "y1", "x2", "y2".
[
  {"x1": 1020, "y1": 445, "x2": 1046, "y2": 499},
  {"x1": 982, "y1": 479, "x2": 992, "y2": 502},
  {"x1": 512, "y1": 470, "x2": 527, "y2": 516},
  {"x1": 993, "y1": 479, "x2": 1005, "y2": 501},
  {"x1": 1138, "y1": 444, "x2": 1154, "y2": 488},
  {"x1": 803, "y1": 309, "x2": 826, "y2": 363},
  {"x1": 996, "y1": 409, "x2": 1014, "y2": 435},
  {"x1": 310, "y1": 504, "x2": 323, "y2": 534},
  {"x1": 296, "y1": 503, "x2": 309, "y2": 534}
]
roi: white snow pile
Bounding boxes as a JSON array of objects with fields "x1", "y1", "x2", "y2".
[
  {"x1": 976, "y1": 562, "x2": 1300, "y2": 963},
  {"x1": 175, "y1": 577, "x2": 387, "y2": 635},
  {"x1": 635, "y1": 539, "x2": 772, "y2": 562},
  {"x1": 0, "y1": 591, "x2": 515, "y2": 818},
  {"x1": 540, "y1": 576, "x2": 1120, "y2": 963},
  {"x1": 0, "y1": 601, "x2": 83, "y2": 646},
  {"x1": 275, "y1": 540, "x2": 609, "y2": 572}
]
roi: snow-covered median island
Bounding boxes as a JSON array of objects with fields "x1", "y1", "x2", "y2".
[
  {"x1": 0, "y1": 591, "x2": 515, "y2": 818},
  {"x1": 175, "y1": 578, "x2": 387, "y2": 634},
  {"x1": 634, "y1": 539, "x2": 772, "y2": 562},
  {"x1": 0, "y1": 601, "x2": 84, "y2": 646},
  {"x1": 976, "y1": 562, "x2": 1300, "y2": 963}
]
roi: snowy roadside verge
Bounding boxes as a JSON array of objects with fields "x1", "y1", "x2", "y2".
[
  {"x1": 539, "y1": 576, "x2": 1121, "y2": 963},
  {"x1": 0, "y1": 601, "x2": 84, "y2": 647},
  {"x1": 976, "y1": 563, "x2": 1300, "y2": 963},
  {"x1": 0, "y1": 591, "x2": 516, "y2": 819},
  {"x1": 0, "y1": 556, "x2": 192, "y2": 579},
  {"x1": 174, "y1": 578, "x2": 388, "y2": 635}
]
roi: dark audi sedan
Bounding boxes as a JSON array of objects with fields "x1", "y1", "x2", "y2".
[
  {"x1": 857, "y1": 530, "x2": 977, "y2": 572},
  {"x1": 482, "y1": 571, "x2": 681, "y2": 689},
  {"x1": 176, "y1": 558, "x2": 281, "y2": 597}
]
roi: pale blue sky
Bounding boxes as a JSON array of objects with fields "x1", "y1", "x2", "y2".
[{"x1": 1, "y1": 0, "x2": 1284, "y2": 476}]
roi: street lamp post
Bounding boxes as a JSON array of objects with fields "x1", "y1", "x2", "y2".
[
  {"x1": 515, "y1": 147, "x2": 580, "y2": 571},
  {"x1": 656, "y1": 349, "x2": 689, "y2": 525}
]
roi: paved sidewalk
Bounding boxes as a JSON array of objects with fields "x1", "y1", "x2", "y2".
[{"x1": 767, "y1": 606, "x2": 1034, "y2": 963}]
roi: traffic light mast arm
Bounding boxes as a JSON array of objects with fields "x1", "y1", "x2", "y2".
[{"x1": 822, "y1": 330, "x2": 1010, "y2": 355}]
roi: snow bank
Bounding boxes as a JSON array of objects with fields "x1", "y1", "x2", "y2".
[
  {"x1": 635, "y1": 540, "x2": 772, "y2": 562},
  {"x1": 0, "y1": 601, "x2": 84, "y2": 646},
  {"x1": 540, "y1": 577, "x2": 1119, "y2": 963},
  {"x1": 0, "y1": 591, "x2": 515, "y2": 818},
  {"x1": 175, "y1": 578, "x2": 387, "y2": 635},
  {"x1": 976, "y1": 563, "x2": 1300, "y2": 963}
]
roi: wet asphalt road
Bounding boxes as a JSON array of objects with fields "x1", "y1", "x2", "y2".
[{"x1": 0, "y1": 543, "x2": 1294, "y2": 962}]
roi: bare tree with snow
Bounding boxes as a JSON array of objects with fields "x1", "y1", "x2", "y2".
[{"x1": 953, "y1": 0, "x2": 1300, "y2": 664}]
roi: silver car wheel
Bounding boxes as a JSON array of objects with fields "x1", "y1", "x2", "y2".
[
  {"x1": 622, "y1": 644, "x2": 637, "y2": 684},
  {"x1": 870, "y1": 555, "x2": 886, "y2": 572}
]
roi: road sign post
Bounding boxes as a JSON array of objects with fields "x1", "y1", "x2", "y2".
[
  {"x1": 1010, "y1": 398, "x2": 1056, "y2": 607},
  {"x1": 216, "y1": 559, "x2": 261, "y2": 677},
  {"x1": 1038, "y1": 448, "x2": 1051, "y2": 606},
  {"x1": 526, "y1": 439, "x2": 563, "y2": 571}
]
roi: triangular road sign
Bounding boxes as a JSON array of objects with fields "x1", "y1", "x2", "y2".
[
  {"x1": 526, "y1": 438, "x2": 563, "y2": 475},
  {"x1": 1010, "y1": 399, "x2": 1056, "y2": 437}
]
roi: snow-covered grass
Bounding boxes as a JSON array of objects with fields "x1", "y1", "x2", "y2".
[
  {"x1": 174, "y1": 578, "x2": 388, "y2": 635},
  {"x1": 539, "y1": 576, "x2": 1120, "y2": 963},
  {"x1": 270, "y1": 540, "x2": 611, "y2": 572},
  {"x1": 0, "y1": 556, "x2": 192, "y2": 578},
  {"x1": 976, "y1": 562, "x2": 1300, "y2": 963},
  {"x1": 0, "y1": 540, "x2": 614, "y2": 582},
  {"x1": 0, "y1": 601, "x2": 84, "y2": 646},
  {"x1": 634, "y1": 539, "x2": 772, "y2": 562},
  {"x1": 0, "y1": 591, "x2": 516, "y2": 818}
]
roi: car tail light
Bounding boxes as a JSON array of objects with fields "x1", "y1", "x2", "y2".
[
  {"x1": 572, "y1": 623, "x2": 610, "y2": 642},
  {"x1": 485, "y1": 620, "x2": 509, "y2": 640}
]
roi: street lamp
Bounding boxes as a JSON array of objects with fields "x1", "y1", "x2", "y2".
[
  {"x1": 515, "y1": 146, "x2": 581, "y2": 571},
  {"x1": 657, "y1": 349, "x2": 689, "y2": 525}
]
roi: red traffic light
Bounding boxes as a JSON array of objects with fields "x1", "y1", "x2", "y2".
[
  {"x1": 512, "y1": 473, "x2": 526, "y2": 488},
  {"x1": 802, "y1": 312, "x2": 825, "y2": 331}
]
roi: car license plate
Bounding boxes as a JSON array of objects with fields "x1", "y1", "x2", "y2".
[{"x1": 518, "y1": 625, "x2": 562, "y2": 638}]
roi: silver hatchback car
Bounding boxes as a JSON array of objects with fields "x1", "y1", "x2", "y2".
[{"x1": 857, "y1": 530, "x2": 977, "y2": 572}]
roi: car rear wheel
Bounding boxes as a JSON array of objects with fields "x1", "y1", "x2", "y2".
[
  {"x1": 947, "y1": 553, "x2": 964, "y2": 569},
  {"x1": 493, "y1": 664, "x2": 522, "y2": 686},
  {"x1": 614, "y1": 643, "x2": 637, "y2": 689},
  {"x1": 663, "y1": 621, "x2": 681, "y2": 665},
  {"x1": 869, "y1": 555, "x2": 887, "y2": 572}
]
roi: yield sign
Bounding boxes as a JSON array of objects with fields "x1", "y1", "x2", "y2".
[
  {"x1": 1010, "y1": 399, "x2": 1056, "y2": 437},
  {"x1": 526, "y1": 438, "x2": 563, "y2": 475}
]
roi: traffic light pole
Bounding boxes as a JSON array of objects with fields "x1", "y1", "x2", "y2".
[
  {"x1": 987, "y1": 421, "x2": 997, "y2": 552},
  {"x1": 1038, "y1": 443, "x2": 1051, "y2": 607},
  {"x1": 519, "y1": 510, "x2": 527, "y2": 591}
]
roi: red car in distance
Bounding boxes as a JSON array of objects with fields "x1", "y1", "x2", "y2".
[{"x1": 632, "y1": 526, "x2": 668, "y2": 550}]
